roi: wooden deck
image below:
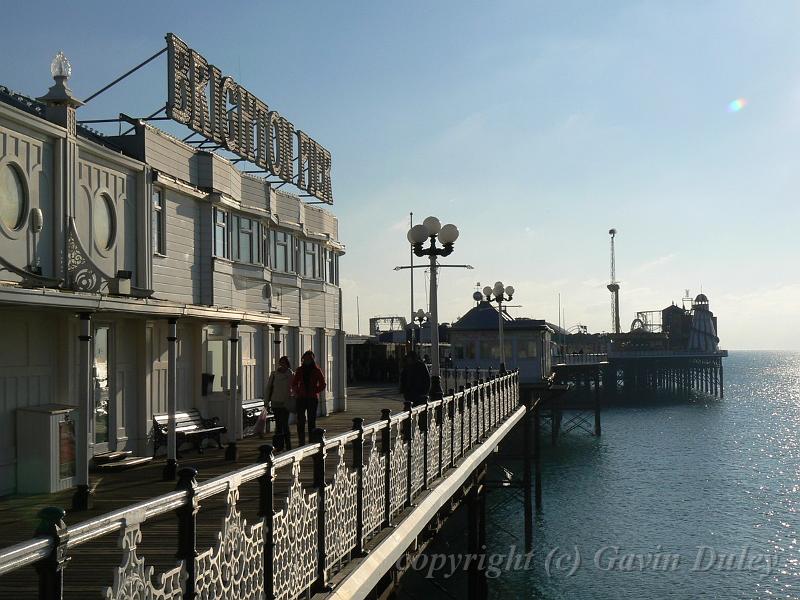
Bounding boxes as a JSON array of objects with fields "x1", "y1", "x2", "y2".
[{"x1": 0, "y1": 384, "x2": 405, "y2": 599}]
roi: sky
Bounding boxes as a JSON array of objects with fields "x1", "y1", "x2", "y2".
[{"x1": 2, "y1": 1, "x2": 798, "y2": 350}]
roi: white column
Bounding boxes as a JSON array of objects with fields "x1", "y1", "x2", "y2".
[
  {"x1": 164, "y1": 318, "x2": 178, "y2": 479},
  {"x1": 73, "y1": 312, "x2": 92, "y2": 510}
]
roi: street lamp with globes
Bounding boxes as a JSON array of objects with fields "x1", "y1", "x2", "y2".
[
  {"x1": 407, "y1": 216, "x2": 459, "y2": 400},
  {"x1": 483, "y1": 281, "x2": 515, "y2": 373}
]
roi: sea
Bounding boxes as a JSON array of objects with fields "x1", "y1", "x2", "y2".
[{"x1": 397, "y1": 351, "x2": 800, "y2": 599}]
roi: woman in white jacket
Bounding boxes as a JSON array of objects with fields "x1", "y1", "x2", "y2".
[{"x1": 264, "y1": 356, "x2": 294, "y2": 450}]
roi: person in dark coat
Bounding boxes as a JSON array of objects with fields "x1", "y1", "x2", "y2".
[
  {"x1": 400, "y1": 351, "x2": 431, "y2": 406},
  {"x1": 291, "y1": 350, "x2": 327, "y2": 445}
]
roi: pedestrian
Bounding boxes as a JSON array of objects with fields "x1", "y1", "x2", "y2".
[
  {"x1": 292, "y1": 350, "x2": 326, "y2": 445},
  {"x1": 400, "y1": 351, "x2": 431, "y2": 406},
  {"x1": 264, "y1": 356, "x2": 294, "y2": 451}
]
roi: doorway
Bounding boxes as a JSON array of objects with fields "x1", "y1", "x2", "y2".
[{"x1": 92, "y1": 323, "x2": 113, "y2": 453}]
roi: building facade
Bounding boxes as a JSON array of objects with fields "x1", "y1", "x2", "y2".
[
  {"x1": 449, "y1": 300, "x2": 552, "y2": 383},
  {"x1": 0, "y1": 57, "x2": 345, "y2": 496}
]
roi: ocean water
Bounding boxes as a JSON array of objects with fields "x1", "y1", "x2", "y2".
[{"x1": 398, "y1": 351, "x2": 800, "y2": 599}]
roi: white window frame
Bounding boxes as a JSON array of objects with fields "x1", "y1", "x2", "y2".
[
  {"x1": 213, "y1": 207, "x2": 229, "y2": 259},
  {"x1": 152, "y1": 189, "x2": 165, "y2": 256}
]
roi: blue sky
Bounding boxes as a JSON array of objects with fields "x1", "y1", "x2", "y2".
[{"x1": 2, "y1": 1, "x2": 798, "y2": 349}]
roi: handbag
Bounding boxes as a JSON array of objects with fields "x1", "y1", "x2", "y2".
[{"x1": 254, "y1": 408, "x2": 269, "y2": 435}]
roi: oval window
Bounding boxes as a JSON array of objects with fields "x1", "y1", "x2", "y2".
[
  {"x1": 0, "y1": 164, "x2": 26, "y2": 231},
  {"x1": 93, "y1": 194, "x2": 115, "y2": 250}
]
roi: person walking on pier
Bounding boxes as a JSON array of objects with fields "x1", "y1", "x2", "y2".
[
  {"x1": 400, "y1": 351, "x2": 431, "y2": 406},
  {"x1": 292, "y1": 350, "x2": 327, "y2": 446},
  {"x1": 264, "y1": 355, "x2": 294, "y2": 450}
]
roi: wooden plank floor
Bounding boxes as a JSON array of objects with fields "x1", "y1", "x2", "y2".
[{"x1": 0, "y1": 384, "x2": 405, "y2": 600}]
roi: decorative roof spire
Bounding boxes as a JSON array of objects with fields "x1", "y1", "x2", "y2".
[
  {"x1": 50, "y1": 51, "x2": 72, "y2": 79},
  {"x1": 37, "y1": 51, "x2": 83, "y2": 108}
]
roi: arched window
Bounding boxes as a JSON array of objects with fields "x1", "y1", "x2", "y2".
[
  {"x1": 93, "y1": 193, "x2": 115, "y2": 250},
  {"x1": 0, "y1": 164, "x2": 26, "y2": 231}
]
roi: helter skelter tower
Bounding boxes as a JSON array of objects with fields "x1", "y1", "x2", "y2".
[{"x1": 607, "y1": 228, "x2": 621, "y2": 334}]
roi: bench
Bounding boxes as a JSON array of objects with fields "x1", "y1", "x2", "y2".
[
  {"x1": 242, "y1": 398, "x2": 273, "y2": 437},
  {"x1": 152, "y1": 409, "x2": 226, "y2": 457}
]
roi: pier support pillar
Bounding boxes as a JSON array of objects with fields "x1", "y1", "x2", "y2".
[
  {"x1": 534, "y1": 401, "x2": 542, "y2": 512},
  {"x1": 467, "y1": 469, "x2": 487, "y2": 600},
  {"x1": 522, "y1": 390, "x2": 533, "y2": 552},
  {"x1": 594, "y1": 372, "x2": 601, "y2": 436}
]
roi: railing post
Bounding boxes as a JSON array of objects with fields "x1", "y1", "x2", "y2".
[
  {"x1": 312, "y1": 427, "x2": 330, "y2": 593},
  {"x1": 34, "y1": 507, "x2": 69, "y2": 600},
  {"x1": 488, "y1": 379, "x2": 494, "y2": 431},
  {"x1": 381, "y1": 409, "x2": 392, "y2": 527},
  {"x1": 440, "y1": 392, "x2": 450, "y2": 477},
  {"x1": 403, "y1": 401, "x2": 413, "y2": 506},
  {"x1": 175, "y1": 467, "x2": 199, "y2": 600},
  {"x1": 456, "y1": 386, "x2": 464, "y2": 464},
  {"x1": 421, "y1": 400, "x2": 429, "y2": 490},
  {"x1": 352, "y1": 418, "x2": 367, "y2": 556},
  {"x1": 479, "y1": 379, "x2": 486, "y2": 439},
  {"x1": 258, "y1": 444, "x2": 276, "y2": 600},
  {"x1": 465, "y1": 385, "x2": 473, "y2": 450}
]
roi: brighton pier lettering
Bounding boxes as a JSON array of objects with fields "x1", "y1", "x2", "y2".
[{"x1": 166, "y1": 33, "x2": 333, "y2": 203}]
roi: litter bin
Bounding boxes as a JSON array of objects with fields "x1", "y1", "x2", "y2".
[{"x1": 16, "y1": 404, "x2": 77, "y2": 494}]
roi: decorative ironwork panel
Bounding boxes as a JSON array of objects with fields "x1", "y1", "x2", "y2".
[
  {"x1": 453, "y1": 402, "x2": 462, "y2": 460},
  {"x1": 426, "y1": 412, "x2": 440, "y2": 481},
  {"x1": 194, "y1": 484, "x2": 264, "y2": 600},
  {"x1": 103, "y1": 523, "x2": 183, "y2": 600},
  {"x1": 66, "y1": 218, "x2": 107, "y2": 293},
  {"x1": 273, "y1": 462, "x2": 320, "y2": 600},
  {"x1": 469, "y1": 390, "x2": 478, "y2": 444},
  {"x1": 362, "y1": 430, "x2": 385, "y2": 540},
  {"x1": 389, "y1": 422, "x2": 407, "y2": 517},
  {"x1": 325, "y1": 444, "x2": 358, "y2": 571},
  {"x1": 410, "y1": 412, "x2": 424, "y2": 495},
  {"x1": 441, "y1": 405, "x2": 452, "y2": 468}
]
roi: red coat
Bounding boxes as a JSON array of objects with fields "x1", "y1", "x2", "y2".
[{"x1": 292, "y1": 364, "x2": 327, "y2": 399}]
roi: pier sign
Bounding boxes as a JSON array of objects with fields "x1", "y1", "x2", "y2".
[{"x1": 165, "y1": 33, "x2": 333, "y2": 204}]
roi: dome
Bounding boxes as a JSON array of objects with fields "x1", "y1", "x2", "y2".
[{"x1": 694, "y1": 293, "x2": 708, "y2": 303}]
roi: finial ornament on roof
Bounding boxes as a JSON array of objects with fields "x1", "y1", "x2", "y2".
[
  {"x1": 37, "y1": 51, "x2": 83, "y2": 108},
  {"x1": 51, "y1": 51, "x2": 72, "y2": 79}
]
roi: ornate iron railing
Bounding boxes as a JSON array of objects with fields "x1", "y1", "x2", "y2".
[
  {"x1": 0, "y1": 371, "x2": 519, "y2": 600},
  {"x1": 440, "y1": 366, "x2": 499, "y2": 392}
]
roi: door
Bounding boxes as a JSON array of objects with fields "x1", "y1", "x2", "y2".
[{"x1": 92, "y1": 324, "x2": 113, "y2": 454}]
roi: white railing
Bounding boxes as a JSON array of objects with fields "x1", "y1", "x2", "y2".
[{"x1": 0, "y1": 371, "x2": 520, "y2": 600}]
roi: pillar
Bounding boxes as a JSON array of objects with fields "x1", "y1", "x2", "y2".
[
  {"x1": 226, "y1": 321, "x2": 240, "y2": 461},
  {"x1": 72, "y1": 313, "x2": 92, "y2": 511},
  {"x1": 467, "y1": 470, "x2": 487, "y2": 600},
  {"x1": 271, "y1": 324, "x2": 283, "y2": 369},
  {"x1": 594, "y1": 371, "x2": 601, "y2": 436},
  {"x1": 522, "y1": 389, "x2": 532, "y2": 552},
  {"x1": 163, "y1": 317, "x2": 179, "y2": 480}
]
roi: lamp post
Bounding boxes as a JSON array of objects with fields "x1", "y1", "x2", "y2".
[
  {"x1": 413, "y1": 308, "x2": 430, "y2": 354},
  {"x1": 483, "y1": 281, "x2": 515, "y2": 374},
  {"x1": 407, "y1": 216, "x2": 459, "y2": 400}
]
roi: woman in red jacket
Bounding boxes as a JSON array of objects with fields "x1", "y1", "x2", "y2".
[{"x1": 292, "y1": 350, "x2": 326, "y2": 445}]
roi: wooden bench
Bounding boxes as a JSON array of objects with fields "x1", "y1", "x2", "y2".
[
  {"x1": 242, "y1": 398, "x2": 273, "y2": 437},
  {"x1": 152, "y1": 409, "x2": 226, "y2": 457}
]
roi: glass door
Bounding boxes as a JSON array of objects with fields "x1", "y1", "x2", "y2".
[{"x1": 93, "y1": 324, "x2": 112, "y2": 451}]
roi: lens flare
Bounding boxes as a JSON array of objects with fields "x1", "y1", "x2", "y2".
[{"x1": 728, "y1": 98, "x2": 748, "y2": 113}]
